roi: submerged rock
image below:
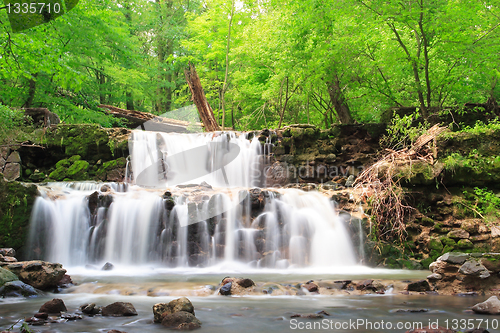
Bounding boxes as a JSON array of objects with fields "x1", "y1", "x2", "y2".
[
  {"x1": 153, "y1": 297, "x2": 201, "y2": 330},
  {"x1": 407, "y1": 280, "x2": 431, "y2": 292},
  {"x1": 101, "y1": 302, "x2": 138, "y2": 316},
  {"x1": 161, "y1": 311, "x2": 202, "y2": 330},
  {"x1": 80, "y1": 303, "x2": 101, "y2": 316},
  {"x1": 153, "y1": 297, "x2": 195, "y2": 323}
]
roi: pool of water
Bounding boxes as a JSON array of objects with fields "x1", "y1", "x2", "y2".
[{"x1": 1, "y1": 268, "x2": 498, "y2": 333}]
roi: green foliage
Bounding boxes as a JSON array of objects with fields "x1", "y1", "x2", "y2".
[
  {"x1": 381, "y1": 110, "x2": 429, "y2": 149},
  {"x1": 464, "y1": 187, "x2": 500, "y2": 223}
]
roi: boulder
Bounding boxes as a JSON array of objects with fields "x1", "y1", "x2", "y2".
[
  {"x1": 447, "y1": 230, "x2": 470, "y2": 240},
  {"x1": 101, "y1": 302, "x2": 138, "y2": 316},
  {"x1": 236, "y1": 278, "x2": 255, "y2": 288},
  {"x1": 472, "y1": 296, "x2": 500, "y2": 314},
  {"x1": 153, "y1": 297, "x2": 195, "y2": 323},
  {"x1": 0, "y1": 280, "x2": 39, "y2": 297},
  {"x1": 0, "y1": 267, "x2": 18, "y2": 286},
  {"x1": 459, "y1": 260, "x2": 490, "y2": 277},
  {"x1": 80, "y1": 303, "x2": 101, "y2": 316},
  {"x1": 4, "y1": 261, "x2": 66, "y2": 290},
  {"x1": 161, "y1": 311, "x2": 202, "y2": 330},
  {"x1": 3, "y1": 163, "x2": 21, "y2": 180},
  {"x1": 0, "y1": 255, "x2": 17, "y2": 263},
  {"x1": 427, "y1": 273, "x2": 442, "y2": 281},
  {"x1": 219, "y1": 282, "x2": 232, "y2": 296},
  {"x1": 0, "y1": 248, "x2": 15, "y2": 257},
  {"x1": 438, "y1": 252, "x2": 469, "y2": 265},
  {"x1": 39, "y1": 299, "x2": 67, "y2": 314},
  {"x1": 407, "y1": 280, "x2": 431, "y2": 292}
]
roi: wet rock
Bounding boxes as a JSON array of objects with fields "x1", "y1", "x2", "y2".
[
  {"x1": 0, "y1": 255, "x2": 18, "y2": 263},
  {"x1": 101, "y1": 302, "x2": 138, "y2": 316},
  {"x1": 39, "y1": 298, "x2": 67, "y2": 314},
  {"x1": 219, "y1": 282, "x2": 232, "y2": 296},
  {"x1": 0, "y1": 280, "x2": 39, "y2": 297},
  {"x1": 57, "y1": 274, "x2": 74, "y2": 288},
  {"x1": 101, "y1": 262, "x2": 114, "y2": 271},
  {"x1": 80, "y1": 303, "x2": 101, "y2": 315},
  {"x1": 302, "y1": 282, "x2": 319, "y2": 293},
  {"x1": 356, "y1": 279, "x2": 375, "y2": 291},
  {"x1": 0, "y1": 248, "x2": 15, "y2": 257},
  {"x1": 34, "y1": 313, "x2": 48, "y2": 319},
  {"x1": 236, "y1": 278, "x2": 255, "y2": 288},
  {"x1": 60, "y1": 313, "x2": 83, "y2": 320},
  {"x1": 153, "y1": 297, "x2": 195, "y2": 323},
  {"x1": 407, "y1": 280, "x2": 431, "y2": 292},
  {"x1": 406, "y1": 326, "x2": 456, "y2": 333},
  {"x1": 108, "y1": 331, "x2": 128, "y2": 333},
  {"x1": 161, "y1": 311, "x2": 202, "y2": 330},
  {"x1": 290, "y1": 313, "x2": 324, "y2": 319},
  {"x1": 4, "y1": 260, "x2": 66, "y2": 290},
  {"x1": 472, "y1": 296, "x2": 500, "y2": 314}
]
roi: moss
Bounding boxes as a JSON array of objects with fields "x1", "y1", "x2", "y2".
[
  {"x1": 420, "y1": 257, "x2": 435, "y2": 269},
  {"x1": 0, "y1": 179, "x2": 38, "y2": 251},
  {"x1": 440, "y1": 237, "x2": 457, "y2": 247},
  {"x1": 429, "y1": 238, "x2": 443, "y2": 252},
  {"x1": 96, "y1": 157, "x2": 127, "y2": 178},
  {"x1": 48, "y1": 166, "x2": 67, "y2": 181},
  {"x1": 420, "y1": 217, "x2": 434, "y2": 226},
  {"x1": 69, "y1": 155, "x2": 81, "y2": 162},
  {"x1": 457, "y1": 239, "x2": 474, "y2": 249},
  {"x1": 55, "y1": 158, "x2": 71, "y2": 169},
  {"x1": 66, "y1": 160, "x2": 89, "y2": 179}
]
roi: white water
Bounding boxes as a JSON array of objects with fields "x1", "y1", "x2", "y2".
[{"x1": 27, "y1": 130, "x2": 358, "y2": 271}]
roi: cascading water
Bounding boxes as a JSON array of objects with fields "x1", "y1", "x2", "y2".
[{"x1": 27, "y1": 130, "x2": 358, "y2": 270}]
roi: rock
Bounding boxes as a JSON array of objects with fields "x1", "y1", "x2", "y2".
[
  {"x1": 6, "y1": 151, "x2": 21, "y2": 163},
  {"x1": 219, "y1": 282, "x2": 232, "y2": 296},
  {"x1": 427, "y1": 273, "x2": 443, "y2": 281},
  {"x1": 57, "y1": 274, "x2": 73, "y2": 288},
  {"x1": 236, "y1": 278, "x2": 255, "y2": 288},
  {"x1": 457, "y1": 239, "x2": 474, "y2": 249},
  {"x1": 80, "y1": 303, "x2": 101, "y2": 315},
  {"x1": 459, "y1": 260, "x2": 489, "y2": 277},
  {"x1": 461, "y1": 219, "x2": 481, "y2": 234},
  {"x1": 439, "y1": 252, "x2": 469, "y2": 265},
  {"x1": 0, "y1": 267, "x2": 18, "y2": 286},
  {"x1": 0, "y1": 255, "x2": 17, "y2": 263},
  {"x1": 302, "y1": 282, "x2": 319, "y2": 293},
  {"x1": 101, "y1": 302, "x2": 138, "y2": 316},
  {"x1": 61, "y1": 313, "x2": 83, "y2": 320},
  {"x1": 472, "y1": 296, "x2": 500, "y2": 314},
  {"x1": 447, "y1": 229, "x2": 470, "y2": 239},
  {"x1": 0, "y1": 280, "x2": 39, "y2": 297},
  {"x1": 394, "y1": 308, "x2": 429, "y2": 313},
  {"x1": 345, "y1": 175, "x2": 355, "y2": 187},
  {"x1": 34, "y1": 313, "x2": 48, "y2": 319},
  {"x1": 480, "y1": 255, "x2": 500, "y2": 273},
  {"x1": 406, "y1": 326, "x2": 456, "y2": 333},
  {"x1": 0, "y1": 248, "x2": 15, "y2": 257},
  {"x1": 4, "y1": 261, "x2": 67, "y2": 290},
  {"x1": 161, "y1": 311, "x2": 202, "y2": 330},
  {"x1": 108, "y1": 331, "x2": 128, "y2": 333},
  {"x1": 153, "y1": 297, "x2": 196, "y2": 323},
  {"x1": 407, "y1": 280, "x2": 431, "y2": 292},
  {"x1": 290, "y1": 313, "x2": 324, "y2": 319},
  {"x1": 39, "y1": 299, "x2": 67, "y2": 314},
  {"x1": 491, "y1": 226, "x2": 500, "y2": 238},
  {"x1": 3, "y1": 163, "x2": 21, "y2": 180},
  {"x1": 101, "y1": 262, "x2": 114, "y2": 271},
  {"x1": 464, "y1": 329, "x2": 490, "y2": 333}
]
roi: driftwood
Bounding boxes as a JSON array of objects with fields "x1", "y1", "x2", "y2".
[
  {"x1": 184, "y1": 63, "x2": 220, "y2": 132},
  {"x1": 98, "y1": 105, "x2": 201, "y2": 133}
]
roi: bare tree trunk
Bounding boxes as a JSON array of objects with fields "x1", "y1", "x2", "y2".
[{"x1": 185, "y1": 63, "x2": 220, "y2": 132}]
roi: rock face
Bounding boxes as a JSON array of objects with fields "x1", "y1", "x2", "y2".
[
  {"x1": 426, "y1": 252, "x2": 500, "y2": 295},
  {"x1": 39, "y1": 299, "x2": 67, "y2": 314},
  {"x1": 4, "y1": 261, "x2": 66, "y2": 290},
  {"x1": 472, "y1": 296, "x2": 500, "y2": 314},
  {"x1": 153, "y1": 297, "x2": 201, "y2": 330},
  {"x1": 101, "y1": 302, "x2": 138, "y2": 316}
]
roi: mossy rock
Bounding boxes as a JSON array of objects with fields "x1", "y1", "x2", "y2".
[
  {"x1": 0, "y1": 179, "x2": 38, "y2": 250},
  {"x1": 55, "y1": 158, "x2": 71, "y2": 169},
  {"x1": 48, "y1": 166, "x2": 67, "y2": 181},
  {"x1": 429, "y1": 237, "x2": 443, "y2": 252},
  {"x1": 457, "y1": 239, "x2": 474, "y2": 249},
  {"x1": 0, "y1": 267, "x2": 18, "y2": 287},
  {"x1": 420, "y1": 257, "x2": 435, "y2": 269},
  {"x1": 440, "y1": 237, "x2": 457, "y2": 247},
  {"x1": 69, "y1": 155, "x2": 81, "y2": 162},
  {"x1": 96, "y1": 157, "x2": 127, "y2": 178},
  {"x1": 66, "y1": 160, "x2": 89, "y2": 179}
]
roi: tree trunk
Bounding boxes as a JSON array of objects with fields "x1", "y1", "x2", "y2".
[
  {"x1": 126, "y1": 91, "x2": 135, "y2": 111},
  {"x1": 327, "y1": 76, "x2": 354, "y2": 124},
  {"x1": 23, "y1": 73, "x2": 38, "y2": 108},
  {"x1": 184, "y1": 63, "x2": 220, "y2": 132}
]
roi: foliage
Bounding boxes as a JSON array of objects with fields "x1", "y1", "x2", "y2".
[
  {"x1": 380, "y1": 110, "x2": 430, "y2": 149},
  {"x1": 462, "y1": 187, "x2": 500, "y2": 224}
]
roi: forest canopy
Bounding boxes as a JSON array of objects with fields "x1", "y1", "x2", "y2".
[{"x1": 1, "y1": 0, "x2": 499, "y2": 130}]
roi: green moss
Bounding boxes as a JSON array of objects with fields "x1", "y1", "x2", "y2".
[
  {"x1": 96, "y1": 157, "x2": 127, "y2": 178},
  {"x1": 0, "y1": 179, "x2": 38, "y2": 251},
  {"x1": 55, "y1": 158, "x2": 71, "y2": 169},
  {"x1": 429, "y1": 238, "x2": 443, "y2": 252},
  {"x1": 66, "y1": 160, "x2": 89, "y2": 179},
  {"x1": 69, "y1": 155, "x2": 81, "y2": 162},
  {"x1": 420, "y1": 257, "x2": 435, "y2": 269},
  {"x1": 440, "y1": 237, "x2": 457, "y2": 247},
  {"x1": 457, "y1": 239, "x2": 474, "y2": 249},
  {"x1": 48, "y1": 166, "x2": 67, "y2": 181}
]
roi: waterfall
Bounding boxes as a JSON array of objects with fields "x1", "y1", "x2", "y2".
[{"x1": 27, "y1": 130, "x2": 358, "y2": 270}]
